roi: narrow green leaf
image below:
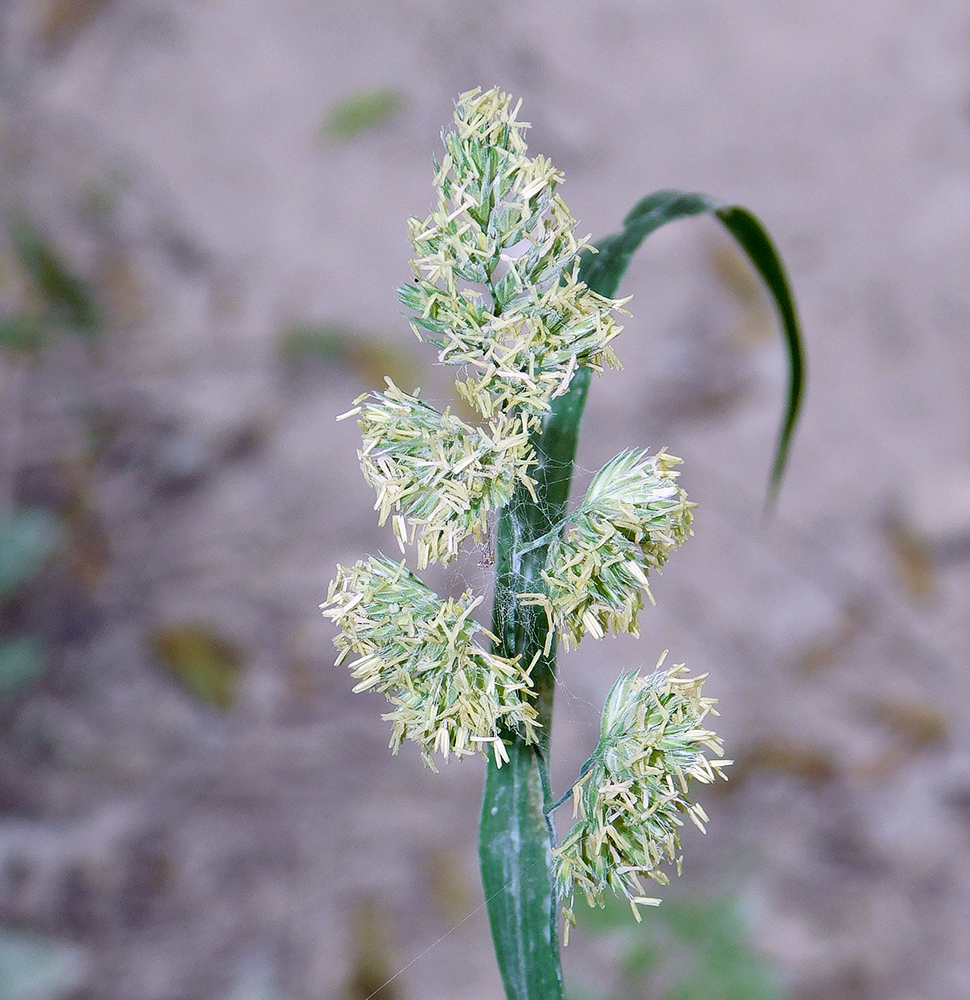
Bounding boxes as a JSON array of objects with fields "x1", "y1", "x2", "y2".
[
  {"x1": 579, "y1": 190, "x2": 805, "y2": 504},
  {"x1": 479, "y1": 188, "x2": 802, "y2": 998}
]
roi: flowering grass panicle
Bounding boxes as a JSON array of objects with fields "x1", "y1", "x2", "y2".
[
  {"x1": 320, "y1": 555, "x2": 539, "y2": 769},
  {"x1": 397, "y1": 87, "x2": 627, "y2": 420},
  {"x1": 320, "y1": 81, "x2": 806, "y2": 994},
  {"x1": 552, "y1": 660, "x2": 729, "y2": 942},
  {"x1": 541, "y1": 449, "x2": 694, "y2": 648}
]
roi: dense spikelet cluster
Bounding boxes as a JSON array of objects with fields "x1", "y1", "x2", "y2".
[
  {"x1": 325, "y1": 87, "x2": 634, "y2": 769},
  {"x1": 397, "y1": 87, "x2": 627, "y2": 419},
  {"x1": 541, "y1": 450, "x2": 694, "y2": 648},
  {"x1": 342, "y1": 379, "x2": 537, "y2": 569},
  {"x1": 321, "y1": 556, "x2": 540, "y2": 769},
  {"x1": 553, "y1": 661, "x2": 730, "y2": 942}
]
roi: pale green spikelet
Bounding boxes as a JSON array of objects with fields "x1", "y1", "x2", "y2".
[
  {"x1": 320, "y1": 555, "x2": 540, "y2": 769},
  {"x1": 341, "y1": 379, "x2": 537, "y2": 568},
  {"x1": 552, "y1": 658, "x2": 730, "y2": 941},
  {"x1": 397, "y1": 86, "x2": 628, "y2": 420},
  {"x1": 541, "y1": 449, "x2": 694, "y2": 648}
]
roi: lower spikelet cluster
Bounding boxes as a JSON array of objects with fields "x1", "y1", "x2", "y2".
[
  {"x1": 320, "y1": 556, "x2": 539, "y2": 769},
  {"x1": 552, "y1": 660, "x2": 729, "y2": 942}
]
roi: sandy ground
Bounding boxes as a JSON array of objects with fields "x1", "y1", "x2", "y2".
[{"x1": 1, "y1": 1, "x2": 970, "y2": 998}]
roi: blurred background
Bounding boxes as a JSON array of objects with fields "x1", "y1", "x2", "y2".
[{"x1": 1, "y1": 1, "x2": 969, "y2": 998}]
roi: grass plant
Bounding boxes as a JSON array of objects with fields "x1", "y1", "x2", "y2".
[{"x1": 322, "y1": 88, "x2": 803, "y2": 1000}]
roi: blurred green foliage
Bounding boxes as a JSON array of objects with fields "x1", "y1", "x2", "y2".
[
  {"x1": 277, "y1": 321, "x2": 426, "y2": 393},
  {"x1": 0, "y1": 316, "x2": 47, "y2": 355},
  {"x1": 571, "y1": 894, "x2": 784, "y2": 1000},
  {"x1": 0, "y1": 507, "x2": 62, "y2": 699},
  {"x1": 277, "y1": 322, "x2": 355, "y2": 365},
  {"x1": 0, "y1": 635, "x2": 46, "y2": 699},
  {"x1": 7, "y1": 215, "x2": 103, "y2": 339},
  {"x1": 0, "y1": 926, "x2": 86, "y2": 999},
  {"x1": 0, "y1": 212, "x2": 106, "y2": 697},
  {"x1": 0, "y1": 507, "x2": 61, "y2": 595},
  {"x1": 321, "y1": 86, "x2": 404, "y2": 141}
]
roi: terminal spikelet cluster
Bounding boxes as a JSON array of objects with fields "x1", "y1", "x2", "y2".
[{"x1": 397, "y1": 87, "x2": 627, "y2": 419}]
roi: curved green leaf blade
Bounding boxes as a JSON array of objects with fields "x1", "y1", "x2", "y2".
[
  {"x1": 579, "y1": 189, "x2": 805, "y2": 504},
  {"x1": 479, "y1": 188, "x2": 804, "y2": 1000}
]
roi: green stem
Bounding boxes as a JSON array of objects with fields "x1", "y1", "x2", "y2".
[{"x1": 479, "y1": 370, "x2": 591, "y2": 1000}]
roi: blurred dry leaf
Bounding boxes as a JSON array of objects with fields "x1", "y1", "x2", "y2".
[
  {"x1": 882, "y1": 511, "x2": 937, "y2": 605},
  {"x1": 99, "y1": 245, "x2": 145, "y2": 327},
  {"x1": 321, "y1": 87, "x2": 404, "y2": 142},
  {"x1": 37, "y1": 0, "x2": 116, "y2": 53},
  {"x1": 724, "y1": 736, "x2": 840, "y2": 792},
  {"x1": 346, "y1": 896, "x2": 398, "y2": 1000},
  {"x1": 284, "y1": 625, "x2": 318, "y2": 706},
  {"x1": 62, "y1": 491, "x2": 111, "y2": 591},
  {"x1": 896, "y1": 467, "x2": 970, "y2": 565},
  {"x1": 15, "y1": 461, "x2": 110, "y2": 591},
  {"x1": 150, "y1": 622, "x2": 244, "y2": 711},
  {"x1": 150, "y1": 420, "x2": 264, "y2": 495},
  {"x1": 871, "y1": 696, "x2": 948, "y2": 752},
  {"x1": 854, "y1": 696, "x2": 949, "y2": 782},
  {"x1": 424, "y1": 845, "x2": 474, "y2": 926},
  {"x1": 796, "y1": 601, "x2": 868, "y2": 675}
]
